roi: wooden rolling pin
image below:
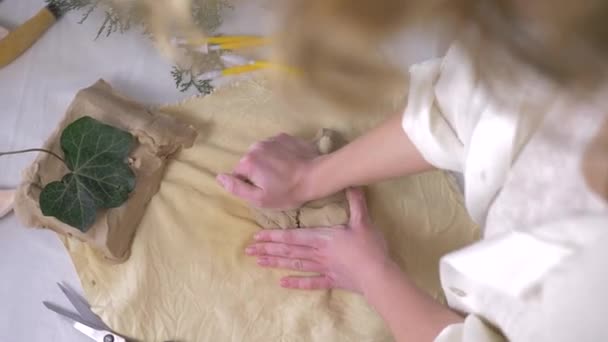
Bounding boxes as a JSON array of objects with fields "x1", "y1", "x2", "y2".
[{"x1": 0, "y1": 2, "x2": 63, "y2": 68}]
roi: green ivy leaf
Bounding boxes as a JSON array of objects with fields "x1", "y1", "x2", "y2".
[{"x1": 39, "y1": 116, "x2": 136, "y2": 231}]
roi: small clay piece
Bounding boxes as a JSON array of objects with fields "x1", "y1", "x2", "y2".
[
  {"x1": 0, "y1": 189, "x2": 16, "y2": 218},
  {"x1": 250, "y1": 129, "x2": 350, "y2": 229},
  {"x1": 13, "y1": 80, "x2": 197, "y2": 262}
]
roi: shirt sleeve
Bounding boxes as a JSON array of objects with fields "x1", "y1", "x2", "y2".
[
  {"x1": 401, "y1": 43, "x2": 538, "y2": 223},
  {"x1": 435, "y1": 315, "x2": 506, "y2": 342},
  {"x1": 437, "y1": 215, "x2": 608, "y2": 341},
  {"x1": 534, "y1": 222, "x2": 608, "y2": 342},
  {"x1": 401, "y1": 44, "x2": 483, "y2": 173}
]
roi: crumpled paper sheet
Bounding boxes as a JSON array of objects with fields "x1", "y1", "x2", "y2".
[
  {"x1": 65, "y1": 77, "x2": 479, "y2": 342},
  {"x1": 14, "y1": 80, "x2": 197, "y2": 262}
]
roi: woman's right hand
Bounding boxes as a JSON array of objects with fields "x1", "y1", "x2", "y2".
[{"x1": 216, "y1": 133, "x2": 320, "y2": 209}]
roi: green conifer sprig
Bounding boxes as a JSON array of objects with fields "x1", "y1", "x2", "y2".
[{"x1": 47, "y1": 0, "x2": 232, "y2": 94}]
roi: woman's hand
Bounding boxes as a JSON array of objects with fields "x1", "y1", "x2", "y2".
[
  {"x1": 217, "y1": 133, "x2": 319, "y2": 209},
  {"x1": 217, "y1": 114, "x2": 434, "y2": 210},
  {"x1": 244, "y1": 187, "x2": 462, "y2": 342},
  {"x1": 245, "y1": 188, "x2": 390, "y2": 293}
]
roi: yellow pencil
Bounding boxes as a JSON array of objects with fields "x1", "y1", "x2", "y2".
[
  {"x1": 221, "y1": 61, "x2": 298, "y2": 76},
  {"x1": 207, "y1": 35, "x2": 270, "y2": 44},
  {"x1": 209, "y1": 40, "x2": 271, "y2": 51},
  {"x1": 186, "y1": 36, "x2": 272, "y2": 50},
  {"x1": 201, "y1": 61, "x2": 299, "y2": 82}
]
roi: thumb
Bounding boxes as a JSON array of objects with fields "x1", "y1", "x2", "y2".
[
  {"x1": 346, "y1": 187, "x2": 370, "y2": 229},
  {"x1": 217, "y1": 174, "x2": 264, "y2": 204}
]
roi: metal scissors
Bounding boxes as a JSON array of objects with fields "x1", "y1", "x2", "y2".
[{"x1": 43, "y1": 283, "x2": 126, "y2": 342}]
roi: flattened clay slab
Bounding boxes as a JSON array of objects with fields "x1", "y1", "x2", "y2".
[
  {"x1": 251, "y1": 129, "x2": 350, "y2": 229},
  {"x1": 13, "y1": 80, "x2": 197, "y2": 262}
]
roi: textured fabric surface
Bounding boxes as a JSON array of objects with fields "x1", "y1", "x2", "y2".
[{"x1": 65, "y1": 77, "x2": 479, "y2": 342}]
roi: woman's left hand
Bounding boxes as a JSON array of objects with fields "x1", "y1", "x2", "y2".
[{"x1": 245, "y1": 188, "x2": 390, "y2": 293}]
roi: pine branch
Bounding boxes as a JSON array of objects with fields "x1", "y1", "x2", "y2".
[
  {"x1": 47, "y1": 0, "x2": 95, "y2": 13},
  {"x1": 195, "y1": 79, "x2": 214, "y2": 94},
  {"x1": 50, "y1": 0, "x2": 233, "y2": 93},
  {"x1": 48, "y1": 0, "x2": 232, "y2": 37},
  {"x1": 171, "y1": 66, "x2": 215, "y2": 95},
  {"x1": 76, "y1": 0, "x2": 99, "y2": 24}
]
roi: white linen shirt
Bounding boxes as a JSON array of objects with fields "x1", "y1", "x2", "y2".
[{"x1": 402, "y1": 44, "x2": 608, "y2": 342}]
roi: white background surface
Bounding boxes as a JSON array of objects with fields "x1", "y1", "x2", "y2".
[
  {"x1": 0, "y1": 1, "x2": 443, "y2": 340},
  {"x1": 0, "y1": 1, "x2": 196, "y2": 341}
]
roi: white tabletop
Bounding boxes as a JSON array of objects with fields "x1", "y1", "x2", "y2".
[
  {"x1": 0, "y1": 2, "x2": 444, "y2": 340},
  {"x1": 0, "y1": 1, "x2": 197, "y2": 340}
]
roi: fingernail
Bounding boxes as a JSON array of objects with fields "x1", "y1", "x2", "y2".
[
  {"x1": 245, "y1": 246, "x2": 255, "y2": 255},
  {"x1": 257, "y1": 257, "x2": 268, "y2": 265},
  {"x1": 254, "y1": 232, "x2": 262, "y2": 240},
  {"x1": 280, "y1": 278, "x2": 289, "y2": 287}
]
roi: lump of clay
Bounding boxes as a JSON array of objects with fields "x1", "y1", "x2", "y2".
[
  {"x1": 251, "y1": 129, "x2": 350, "y2": 229},
  {"x1": 13, "y1": 80, "x2": 197, "y2": 262}
]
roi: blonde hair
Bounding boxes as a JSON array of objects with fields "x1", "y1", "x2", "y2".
[
  {"x1": 106, "y1": 0, "x2": 608, "y2": 109},
  {"x1": 278, "y1": 0, "x2": 608, "y2": 109}
]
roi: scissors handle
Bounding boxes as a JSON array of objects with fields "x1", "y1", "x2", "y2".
[
  {"x1": 102, "y1": 334, "x2": 125, "y2": 342},
  {"x1": 74, "y1": 322, "x2": 127, "y2": 342}
]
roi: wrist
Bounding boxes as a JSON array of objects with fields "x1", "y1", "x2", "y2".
[
  {"x1": 297, "y1": 154, "x2": 331, "y2": 203},
  {"x1": 359, "y1": 258, "x2": 405, "y2": 299}
]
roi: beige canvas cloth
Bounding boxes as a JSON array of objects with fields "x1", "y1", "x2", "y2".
[
  {"x1": 14, "y1": 80, "x2": 197, "y2": 262},
  {"x1": 63, "y1": 78, "x2": 479, "y2": 341}
]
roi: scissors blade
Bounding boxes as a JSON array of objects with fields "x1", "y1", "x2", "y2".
[
  {"x1": 57, "y1": 282, "x2": 110, "y2": 331},
  {"x1": 43, "y1": 301, "x2": 105, "y2": 330}
]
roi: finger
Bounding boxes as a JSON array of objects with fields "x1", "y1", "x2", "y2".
[
  {"x1": 217, "y1": 174, "x2": 264, "y2": 204},
  {"x1": 256, "y1": 256, "x2": 324, "y2": 273},
  {"x1": 254, "y1": 229, "x2": 328, "y2": 248},
  {"x1": 233, "y1": 153, "x2": 262, "y2": 177},
  {"x1": 346, "y1": 187, "x2": 370, "y2": 228},
  {"x1": 245, "y1": 242, "x2": 317, "y2": 260},
  {"x1": 269, "y1": 132, "x2": 294, "y2": 144},
  {"x1": 233, "y1": 152, "x2": 283, "y2": 182},
  {"x1": 280, "y1": 275, "x2": 334, "y2": 290}
]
